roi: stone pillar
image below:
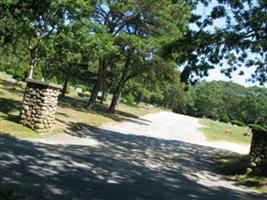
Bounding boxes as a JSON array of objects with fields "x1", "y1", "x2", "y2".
[
  {"x1": 247, "y1": 129, "x2": 267, "y2": 176},
  {"x1": 20, "y1": 79, "x2": 62, "y2": 132}
]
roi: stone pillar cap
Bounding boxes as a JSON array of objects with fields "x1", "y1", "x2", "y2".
[{"x1": 26, "y1": 78, "x2": 62, "y2": 90}]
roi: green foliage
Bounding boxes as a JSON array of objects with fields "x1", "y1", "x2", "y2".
[
  {"x1": 163, "y1": 0, "x2": 267, "y2": 85},
  {"x1": 221, "y1": 115, "x2": 230, "y2": 123},
  {"x1": 122, "y1": 93, "x2": 135, "y2": 105},
  {"x1": 170, "y1": 80, "x2": 267, "y2": 128},
  {"x1": 194, "y1": 81, "x2": 225, "y2": 119},
  {"x1": 230, "y1": 119, "x2": 246, "y2": 127},
  {"x1": 248, "y1": 124, "x2": 267, "y2": 132}
]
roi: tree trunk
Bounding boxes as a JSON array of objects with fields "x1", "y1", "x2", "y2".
[
  {"x1": 108, "y1": 84, "x2": 123, "y2": 114},
  {"x1": 86, "y1": 58, "x2": 107, "y2": 109},
  {"x1": 27, "y1": 47, "x2": 39, "y2": 79},
  {"x1": 108, "y1": 51, "x2": 131, "y2": 113},
  {"x1": 136, "y1": 92, "x2": 143, "y2": 106},
  {"x1": 108, "y1": 68, "x2": 128, "y2": 113},
  {"x1": 27, "y1": 59, "x2": 36, "y2": 79},
  {"x1": 100, "y1": 89, "x2": 106, "y2": 104},
  {"x1": 61, "y1": 77, "x2": 69, "y2": 97}
]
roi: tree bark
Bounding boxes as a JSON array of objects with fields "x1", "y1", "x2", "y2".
[
  {"x1": 61, "y1": 76, "x2": 69, "y2": 97},
  {"x1": 136, "y1": 92, "x2": 143, "y2": 106},
  {"x1": 86, "y1": 58, "x2": 107, "y2": 109},
  {"x1": 27, "y1": 59, "x2": 36, "y2": 79},
  {"x1": 108, "y1": 54, "x2": 131, "y2": 113},
  {"x1": 27, "y1": 46, "x2": 39, "y2": 79},
  {"x1": 108, "y1": 83, "x2": 123, "y2": 113},
  {"x1": 100, "y1": 88, "x2": 106, "y2": 104}
]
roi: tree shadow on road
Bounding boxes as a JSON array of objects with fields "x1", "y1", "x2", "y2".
[{"x1": 0, "y1": 126, "x2": 266, "y2": 200}]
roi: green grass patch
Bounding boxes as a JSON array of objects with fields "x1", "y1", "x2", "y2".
[
  {"x1": 217, "y1": 153, "x2": 267, "y2": 193},
  {"x1": 199, "y1": 119, "x2": 251, "y2": 145},
  {"x1": 0, "y1": 87, "x2": 40, "y2": 138},
  {"x1": 0, "y1": 79, "x2": 161, "y2": 139}
]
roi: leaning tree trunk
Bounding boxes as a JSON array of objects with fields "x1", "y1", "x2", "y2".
[
  {"x1": 247, "y1": 129, "x2": 267, "y2": 176},
  {"x1": 61, "y1": 77, "x2": 69, "y2": 97},
  {"x1": 108, "y1": 52, "x2": 131, "y2": 113},
  {"x1": 108, "y1": 83, "x2": 123, "y2": 114},
  {"x1": 86, "y1": 58, "x2": 107, "y2": 109}
]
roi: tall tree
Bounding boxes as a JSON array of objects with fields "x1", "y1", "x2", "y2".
[
  {"x1": 43, "y1": 22, "x2": 116, "y2": 96},
  {"x1": 86, "y1": 0, "x2": 191, "y2": 109},
  {"x1": 0, "y1": 0, "x2": 92, "y2": 79}
]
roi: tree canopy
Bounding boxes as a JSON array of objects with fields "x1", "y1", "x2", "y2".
[{"x1": 0, "y1": 0, "x2": 266, "y2": 116}]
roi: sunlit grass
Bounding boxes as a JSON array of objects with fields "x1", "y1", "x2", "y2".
[
  {"x1": 0, "y1": 88, "x2": 39, "y2": 138},
  {"x1": 199, "y1": 119, "x2": 251, "y2": 145},
  {"x1": 0, "y1": 81, "x2": 161, "y2": 138}
]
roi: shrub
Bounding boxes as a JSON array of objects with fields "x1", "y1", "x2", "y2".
[
  {"x1": 221, "y1": 115, "x2": 230, "y2": 123},
  {"x1": 230, "y1": 119, "x2": 246, "y2": 127},
  {"x1": 123, "y1": 93, "x2": 135, "y2": 104},
  {"x1": 248, "y1": 124, "x2": 266, "y2": 132}
]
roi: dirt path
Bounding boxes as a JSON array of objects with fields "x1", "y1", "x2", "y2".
[{"x1": 0, "y1": 112, "x2": 265, "y2": 200}]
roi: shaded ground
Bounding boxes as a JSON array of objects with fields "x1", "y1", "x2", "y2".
[{"x1": 0, "y1": 112, "x2": 266, "y2": 199}]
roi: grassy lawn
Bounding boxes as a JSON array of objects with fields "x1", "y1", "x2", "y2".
[
  {"x1": 199, "y1": 119, "x2": 251, "y2": 145},
  {"x1": 217, "y1": 153, "x2": 267, "y2": 193},
  {"x1": 0, "y1": 78, "x2": 161, "y2": 138},
  {"x1": 0, "y1": 81, "x2": 38, "y2": 138}
]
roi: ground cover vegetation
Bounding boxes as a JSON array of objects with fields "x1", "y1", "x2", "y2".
[{"x1": 199, "y1": 118, "x2": 251, "y2": 145}]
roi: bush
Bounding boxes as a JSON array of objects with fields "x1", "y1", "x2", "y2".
[
  {"x1": 123, "y1": 93, "x2": 135, "y2": 104},
  {"x1": 221, "y1": 115, "x2": 230, "y2": 123},
  {"x1": 248, "y1": 124, "x2": 266, "y2": 132},
  {"x1": 230, "y1": 119, "x2": 246, "y2": 127}
]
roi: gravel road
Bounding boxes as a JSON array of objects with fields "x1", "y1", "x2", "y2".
[{"x1": 102, "y1": 112, "x2": 250, "y2": 154}]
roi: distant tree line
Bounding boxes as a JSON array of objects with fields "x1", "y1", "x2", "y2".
[{"x1": 169, "y1": 81, "x2": 267, "y2": 128}]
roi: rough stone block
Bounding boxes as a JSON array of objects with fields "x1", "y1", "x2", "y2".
[{"x1": 20, "y1": 79, "x2": 62, "y2": 133}]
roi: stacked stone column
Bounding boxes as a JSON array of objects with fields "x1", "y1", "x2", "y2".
[
  {"x1": 20, "y1": 79, "x2": 62, "y2": 132},
  {"x1": 247, "y1": 130, "x2": 267, "y2": 176}
]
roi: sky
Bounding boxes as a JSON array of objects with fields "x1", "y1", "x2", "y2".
[
  {"x1": 193, "y1": 0, "x2": 260, "y2": 87},
  {"x1": 204, "y1": 66, "x2": 257, "y2": 87}
]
